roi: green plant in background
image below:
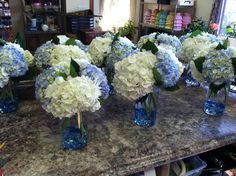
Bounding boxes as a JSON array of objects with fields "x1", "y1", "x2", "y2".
[
  {"x1": 224, "y1": 22, "x2": 236, "y2": 38},
  {"x1": 118, "y1": 20, "x2": 137, "y2": 39},
  {"x1": 185, "y1": 18, "x2": 212, "y2": 34}
]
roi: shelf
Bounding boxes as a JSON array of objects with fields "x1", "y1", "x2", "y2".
[
  {"x1": 24, "y1": 10, "x2": 60, "y2": 15},
  {"x1": 141, "y1": 2, "x2": 194, "y2": 8},
  {"x1": 25, "y1": 30, "x2": 60, "y2": 35},
  {"x1": 140, "y1": 23, "x2": 184, "y2": 34}
]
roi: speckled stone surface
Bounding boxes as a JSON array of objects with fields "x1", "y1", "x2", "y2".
[{"x1": 1, "y1": 84, "x2": 236, "y2": 176}]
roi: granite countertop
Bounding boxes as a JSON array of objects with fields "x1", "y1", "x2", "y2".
[{"x1": 1, "y1": 83, "x2": 236, "y2": 176}]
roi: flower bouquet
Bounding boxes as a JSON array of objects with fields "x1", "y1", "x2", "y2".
[
  {"x1": 88, "y1": 33, "x2": 138, "y2": 94},
  {"x1": 0, "y1": 40, "x2": 31, "y2": 113},
  {"x1": 35, "y1": 59, "x2": 109, "y2": 150},
  {"x1": 113, "y1": 41, "x2": 183, "y2": 127},
  {"x1": 190, "y1": 39, "x2": 236, "y2": 116},
  {"x1": 180, "y1": 30, "x2": 221, "y2": 87},
  {"x1": 34, "y1": 35, "x2": 90, "y2": 70},
  {"x1": 137, "y1": 33, "x2": 182, "y2": 58}
]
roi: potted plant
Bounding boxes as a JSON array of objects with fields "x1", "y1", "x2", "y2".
[
  {"x1": 118, "y1": 20, "x2": 137, "y2": 40},
  {"x1": 224, "y1": 22, "x2": 236, "y2": 46}
]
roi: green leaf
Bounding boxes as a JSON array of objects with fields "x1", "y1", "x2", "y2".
[
  {"x1": 154, "y1": 32, "x2": 160, "y2": 39},
  {"x1": 112, "y1": 32, "x2": 120, "y2": 45},
  {"x1": 209, "y1": 82, "x2": 227, "y2": 95},
  {"x1": 51, "y1": 36, "x2": 60, "y2": 44},
  {"x1": 190, "y1": 29, "x2": 202, "y2": 38},
  {"x1": 164, "y1": 85, "x2": 180, "y2": 91},
  {"x1": 65, "y1": 38, "x2": 77, "y2": 46},
  {"x1": 0, "y1": 39, "x2": 6, "y2": 46},
  {"x1": 193, "y1": 57, "x2": 205, "y2": 73},
  {"x1": 223, "y1": 38, "x2": 229, "y2": 48},
  {"x1": 70, "y1": 59, "x2": 80, "y2": 78},
  {"x1": 231, "y1": 57, "x2": 236, "y2": 74},
  {"x1": 58, "y1": 72, "x2": 68, "y2": 80},
  {"x1": 152, "y1": 68, "x2": 162, "y2": 86},
  {"x1": 141, "y1": 40, "x2": 158, "y2": 54}
]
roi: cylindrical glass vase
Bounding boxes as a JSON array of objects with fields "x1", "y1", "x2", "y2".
[
  {"x1": 133, "y1": 89, "x2": 159, "y2": 127},
  {"x1": 62, "y1": 113, "x2": 88, "y2": 150},
  {"x1": 204, "y1": 85, "x2": 229, "y2": 117}
]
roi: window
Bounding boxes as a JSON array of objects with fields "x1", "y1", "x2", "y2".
[
  {"x1": 99, "y1": 0, "x2": 131, "y2": 31},
  {"x1": 219, "y1": 0, "x2": 236, "y2": 35}
]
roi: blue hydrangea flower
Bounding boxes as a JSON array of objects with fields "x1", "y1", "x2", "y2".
[
  {"x1": 155, "y1": 48, "x2": 180, "y2": 88},
  {"x1": 34, "y1": 42, "x2": 55, "y2": 69},
  {"x1": 75, "y1": 40, "x2": 88, "y2": 52},
  {"x1": 156, "y1": 33, "x2": 182, "y2": 58},
  {"x1": 180, "y1": 32, "x2": 221, "y2": 44},
  {"x1": 105, "y1": 36, "x2": 138, "y2": 68},
  {"x1": 35, "y1": 66, "x2": 67, "y2": 108},
  {"x1": 79, "y1": 61, "x2": 110, "y2": 99},
  {"x1": 0, "y1": 43, "x2": 28, "y2": 78}
]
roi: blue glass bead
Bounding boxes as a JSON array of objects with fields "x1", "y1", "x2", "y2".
[
  {"x1": 204, "y1": 100, "x2": 225, "y2": 117},
  {"x1": 63, "y1": 126, "x2": 88, "y2": 150},
  {"x1": 134, "y1": 105, "x2": 157, "y2": 127},
  {"x1": 185, "y1": 71, "x2": 200, "y2": 87},
  {"x1": 0, "y1": 97, "x2": 18, "y2": 113}
]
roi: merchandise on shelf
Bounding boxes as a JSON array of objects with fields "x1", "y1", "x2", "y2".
[
  {"x1": 182, "y1": 13, "x2": 192, "y2": 29},
  {"x1": 150, "y1": 9, "x2": 158, "y2": 24},
  {"x1": 144, "y1": 9, "x2": 152, "y2": 23},
  {"x1": 165, "y1": 12, "x2": 174, "y2": 29},
  {"x1": 174, "y1": 12, "x2": 183, "y2": 31},
  {"x1": 159, "y1": 11, "x2": 168, "y2": 28}
]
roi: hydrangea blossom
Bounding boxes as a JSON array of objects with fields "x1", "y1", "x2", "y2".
[
  {"x1": 181, "y1": 35, "x2": 213, "y2": 63},
  {"x1": 156, "y1": 47, "x2": 183, "y2": 87},
  {"x1": 0, "y1": 43, "x2": 29, "y2": 88},
  {"x1": 227, "y1": 46, "x2": 236, "y2": 58},
  {"x1": 105, "y1": 36, "x2": 137, "y2": 68},
  {"x1": 78, "y1": 60, "x2": 110, "y2": 99},
  {"x1": 0, "y1": 67, "x2": 9, "y2": 88},
  {"x1": 44, "y1": 76, "x2": 101, "y2": 118},
  {"x1": 35, "y1": 66, "x2": 67, "y2": 109},
  {"x1": 49, "y1": 45, "x2": 91, "y2": 68},
  {"x1": 113, "y1": 51, "x2": 157, "y2": 101},
  {"x1": 88, "y1": 37, "x2": 112, "y2": 66},
  {"x1": 24, "y1": 50, "x2": 34, "y2": 66},
  {"x1": 202, "y1": 50, "x2": 235, "y2": 84},
  {"x1": 34, "y1": 42, "x2": 55, "y2": 69},
  {"x1": 155, "y1": 33, "x2": 182, "y2": 58},
  {"x1": 137, "y1": 32, "x2": 157, "y2": 49}
]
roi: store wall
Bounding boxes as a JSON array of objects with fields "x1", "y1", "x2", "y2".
[
  {"x1": 66, "y1": 0, "x2": 90, "y2": 13},
  {"x1": 9, "y1": 0, "x2": 24, "y2": 39},
  {"x1": 195, "y1": 0, "x2": 214, "y2": 21}
]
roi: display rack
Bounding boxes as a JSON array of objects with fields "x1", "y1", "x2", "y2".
[
  {"x1": 0, "y1": 0, "x2": 12, "y2": 41},
  {"x1": 139, "y1": 0, "x2": 196, "y2": 36},
  {"x1": 21, "y1": 0, "x2": 63, "y2": 51}
]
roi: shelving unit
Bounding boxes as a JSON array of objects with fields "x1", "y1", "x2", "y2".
[
  {"x1": 139, "y1": 0, "x2": 196, "y2": 36},
  {"x1": 21, "y1": 0, "x2": 63, "y2": 51},
  {"x1": 0, "y1": 0, "x2": 12, "y2": 41}
]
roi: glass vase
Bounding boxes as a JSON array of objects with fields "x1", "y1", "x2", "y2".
[
  {"x1": 0, "y1": 81, "x2": 18, "y2": 113},
  {"x1": 185, "y1": 70, "x2": 200, "y2": 87},
  {"x1": 204, "y1": 85, "x2": 229, "y2": 117},
  {"x1": 62, "y1": 113, "x2": 88, "y2": 150},
  {"x1": 133, "y1": 89, "x2": 159, "y2": 127}
]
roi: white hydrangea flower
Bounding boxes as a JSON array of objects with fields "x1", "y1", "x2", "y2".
[
  {"x1": 0, "y1": 67, "x2": 9, "y2": 88},
  {"x1": 113, "y1": 51, "x2": 157, "y2": 100},
  {"x1": 54, "y1": 35, "x2": 69, "y2": 44},
  {"x1": 137, "y1": 32, "x2": 157, "y2": 49},
  {"x1": 24, "y1": 50, "x2": 34, "y2": 66},
  {"x1": 44, "y1": 76, "x2": 101, "y2": 118},
  {"x1": 189, "y1": 60, "x2": 204, "y2": 82},
  {"x1": 49, "y1": 45, "x2": 91, "y2": 68},
  {"x1": 202, "y1": 50, "x2": 235, "y2": 85},
  {"x1": 88, "y1": 37, "x2": 112, "y2": 66},
  {"x1": 227, "y1": 46, "x2": 236, "y2": 58},
  {"x1": 181, "y1": 36, "x2": 212, "y2": 63}
]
